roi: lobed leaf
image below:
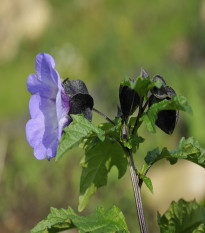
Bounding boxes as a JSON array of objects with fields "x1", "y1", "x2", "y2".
[
  {"x1": 145, "y1": 137, "x2": 205, "y2": 168},
  {"x1": 79, "y1": 138, "x2": 128, "y2": 211},
  {"x1": 31, "y1": 205, "x2": 130, "y2": 233},
  {"x1": 158, "y1": 199, "x2": 205, "y2": 233},
  {"x1": 141, "y1": 95, "x2": 192, "y2": 133},
  {"x1": 56, "y1": 114, "x2": 105, "y2": 161}
]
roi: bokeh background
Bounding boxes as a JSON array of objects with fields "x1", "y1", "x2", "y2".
[{"x1": 0, "y1": 0, "x2": 205, "y2": 232}]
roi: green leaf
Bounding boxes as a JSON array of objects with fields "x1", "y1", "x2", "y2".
[
  {"x1": 171, "y1": 137, "x2": 205, "y2": 167},
  {"x1": 145, "y1": 147, "x2": 178, "y2": 165},
  {"x1": 145, "y1": 137, "x2": 205, "y2": 168},
  {"x1": 133, "y1": 76, "x2": 157, "y2": 99},
  {"x1": 121, "y1": 76, "x2": 160, "y2": 99},
  {"x1": 56, "y1": 114, "x2": 105, "y2": 161},
  {"x1": 140, "y1": 163, "x2": 150, "y2": 175},
  {"x1": 140, "y1": 175, "x2": 153, "y2": 194},
  {"x1": 79, "y1": 138, "x2": 128, "y2": 211},
  {"x1": 141, "y1": 95, "x2": 192, "y2": 133},
  {"x1": 98, "y1": 117, "x2": 122, "y2": 142},
  {"x1": 123, "y1": 135, "x2": 144, "y2": 151},
  {"x1": 158, "y1": 199, "x2": 205, "y2": 233},
  {"x1": 31, "y1": 205, "x2": 130, "y2": 233},
  {"x1": 30, "y1": 207, "x2": 75, "y2": 233}
]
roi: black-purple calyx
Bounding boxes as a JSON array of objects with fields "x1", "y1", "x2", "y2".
[
  {"x1": 119, "y1": 84, "x2": 140, "y2": 122},
  {"x1": 150, "y1": 75, "x2": 179, "y2": 135},
  {"x1": 63, "y1": 78, "x2": 94, "y2": 121}
]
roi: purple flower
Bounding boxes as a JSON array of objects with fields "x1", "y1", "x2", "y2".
[{"x1": 26, "y1": 53, "x2": 70, "y2": 160}]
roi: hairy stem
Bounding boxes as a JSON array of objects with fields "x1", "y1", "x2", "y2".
[
  {"x1": 128, "y1": 149, "x2": 148, "y2": 233},
  {"x1": 92, "y1": 107, "x2": 115, "y2": 126}
]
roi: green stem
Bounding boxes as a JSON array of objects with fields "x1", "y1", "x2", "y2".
[
  {"x1": 128, "y1": 149, "x2": 148, "y2": 233},
  {"x1": 139, "y1": 164, "x2": 152, "y2": 188},
  {"x1": 132, "y1": 102, "x2": 143, "y2": 135},
  {"x1": 132, "y1": 98, "x2": 150, "y2": 135},
  {"x1": 92, "y1": 108, "x2": 115, "y2": 126}
]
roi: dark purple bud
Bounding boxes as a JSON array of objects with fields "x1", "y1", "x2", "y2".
[
  {"x1": 63, "y1": 78, "x2": 94, "y2": 121},
  {"x1": 117, "y1": 105, "x2": 123, "y2": 118},
  {"x1": 149, "y1": 85, "x2": 179, "y2": 135},
  {"x1": 119, "y1": 84, "x2": 140, "y2": 121},
  {"x1": 140, "y1": 68, "x2": 149, "y2": 78},
  {"x1": 152, "y1": 75, "x2": 168, "y2": 99}
]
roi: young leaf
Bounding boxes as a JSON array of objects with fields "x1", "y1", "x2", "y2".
[
  {"x1": 141, "y1": 95, "x2": 192, "y2": 133},
  {"x1": 121, "y1": 76, "x2": 160, "y2": 99},
  {"x1": 99, "y1": 118, "x2": 122, "y2": 142},
  {"x1": 140, "y1": 163, "x2": 150, "y2": 175},
  {"x1": 56, "y1": 114, "x2": 105, "y2": 161},
  {"x1": 123, "y1": 135, "x2": 144, "y2": 151},
  {"x1": 158, "y1": 199, "x2": 205, "y2": 233},
  {"x1": 140, "y1": 175, "x2": 154, "y2": 194},
  {"x1": 145, "y1": 137, "x2": 205, "y2": 168},
  {"x1": 31, "y1": 205, "x2": 130, "y2": 233},
  {"x1": 133, "y1": 76, "x2": 157, "y2": 99},
  {"x1": 79, "y1": 138, "x2": 128, "y2": 211}
]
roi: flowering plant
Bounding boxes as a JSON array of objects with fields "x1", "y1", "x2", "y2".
[{"x1": 27, "y1": 53, "x2": 205, "y2": 233}]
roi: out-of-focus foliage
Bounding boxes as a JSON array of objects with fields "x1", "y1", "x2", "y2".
[
  {"x1": 158, "y1": 199, "x2": 205, "y2": 233},
  {"x1": 0, "y1": 0, "x2": 205, "y2": 232}
]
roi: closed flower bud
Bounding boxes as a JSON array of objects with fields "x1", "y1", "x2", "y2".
[
  {"x1": 119, "y1": 84, "x2": 140, "y2": 122},
  {"x1": 150, "y1": 76, "x2": 179, "y2": 135}
]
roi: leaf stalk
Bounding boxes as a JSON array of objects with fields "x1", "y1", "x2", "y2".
[{"x1": 93, "y1": 107, "x2": 115, "y2": 126}]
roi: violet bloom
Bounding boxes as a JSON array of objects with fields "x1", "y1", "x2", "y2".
[{"x1": 26, "y1": 53, "x2": 70, "y2": 160}]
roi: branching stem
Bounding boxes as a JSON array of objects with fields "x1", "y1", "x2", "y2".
[
  {"x1": 92, "y1": 108, "x2": 115, "y2": 126},
  {"x1": 139, "y1": 164, "x2": 152, "y2": 188},
  {"x1": 93, "y1": 105, "x2": 148, "y2": 232}
]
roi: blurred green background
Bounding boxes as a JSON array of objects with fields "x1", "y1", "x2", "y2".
[{"x1": 0, "y1": 0, "x2": 205, "y2": 232}]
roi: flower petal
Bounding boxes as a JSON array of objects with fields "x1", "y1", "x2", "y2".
[
  {"x1": 56, "y1": 87, "x2": 71, "y2": 140},
  {"x1": 27, "y1": 73, "x2": 58, "y2": 100},
  {"x1": 27, "y1": 94, "x2": 60, "y2": 160},
  {"x1": 26, "y1": 118, "x2": 47, "y2": 160},
  {"x1": 35, "y1": 53, "x2": 60, "y2": 88},
  {"x1": 28, "y1": 95, "x2": 43, "y2": 119}
]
